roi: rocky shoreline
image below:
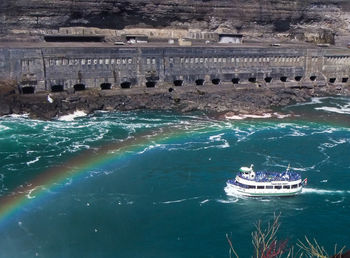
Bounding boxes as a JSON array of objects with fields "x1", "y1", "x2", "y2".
[{"x1": 0, "y1": 82, "x2": 349, "y2": 120}]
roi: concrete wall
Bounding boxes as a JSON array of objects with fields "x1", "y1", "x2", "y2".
[{"x1": 1, "y1": 46, "x2": 350, "y2": 92}]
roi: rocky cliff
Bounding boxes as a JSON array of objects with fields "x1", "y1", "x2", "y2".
[{"x1": 1, "y1": 0, "x2": 350, "y2": 42}]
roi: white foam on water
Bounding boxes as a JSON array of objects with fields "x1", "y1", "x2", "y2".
[
  {"x1": 26, "y1": 156, "x2": 40, "y2": 166},
  {"x1": 160, "y1": 196, "x2": 200, "y2": 204},
  {"x1": 320, "y1": 180, "x2": 328, "y2": 183},
  {"x1": 302, "y1": 188, "x2": 347, "y2": 195},
  {"x1": 287, "y1": 129, "x2": 306, "y2": 137},
  {"x1": 161, "y1": 199, "x2": 188, "y2": 204},
  {"x1": 273, "y1": 113, "x2": 291, "y2": 119},
  {"x1": 291, "y1": 165, "x2": 315, "y2": 172},
  {"x1": 265, "y1": 162, "x2": 315, "y2": 172},
  {"x1": 244, "y1": 113, "x2": 272, "y2": 119},
  {"x1": 315, "y1": 106, "x2": 350, "y2": 115},
  {"x1": 330, "y1": 138, "x2": 347, "y2": 144},
  {"x1": 216, "y1": 198, "x2": 239, "y2": 203},
  {"x1": 137, "y1": 143, "x2": 164, "y2": 154},
  {"x1": 26, "y1": 187, "x2": 40, "y2": 199},
  {"x1": 209, "y1": 133, "x2": 224, "y2": 141},
  {"x1": 225, "y1": 114, "x2": 245, "y2": 120},
  {"x1": 224, "y1": 185, "x2": 248, "y2": 200},
  {"x1": 288, "y1": 97, "x2": 326, "y2": 107},
  {"x1": 226, "y1": 113, "x2": 273, "y2": 120},
  {"x1": 312, "y1": 127, "x2": 339, "y2": 135},
  {"x1": 58, "y1": 110, "x2": 87, "y2": 121},
  {"x1": 200, "y1": 199, "x2": 209, "y2": 205},
  {"x1": 330, "y1": 198, "x2": 345, "y2": 204},
  {"x1": 5, "y1": 114, "x2": 29, "y2": 118},
  {"x1": 0, "y1": 125, "x2": 10, "y2": 131},
  {"x1": 64, "y1": 178, "x2": 73, "y2": 186},
  {"x1": 67, "y1": 144, "x2": 90, "y2": 153}
]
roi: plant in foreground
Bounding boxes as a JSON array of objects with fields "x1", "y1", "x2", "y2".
[{"x1": 227, "y1": 213, "x2": 347, "y2": 258}]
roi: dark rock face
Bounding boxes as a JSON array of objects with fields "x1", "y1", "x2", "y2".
[
  {"x1": 0, "y1": 0, "x2": 349, "y2": 37},
  {"x1": 1, "y1": 84, "x2": 348, "y2": 120}
]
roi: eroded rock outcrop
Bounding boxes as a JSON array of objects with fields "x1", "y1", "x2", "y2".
[{"x1": 1, "y1": 0, "x2": 350, "y2": 43}]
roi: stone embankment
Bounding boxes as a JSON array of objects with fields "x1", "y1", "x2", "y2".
[{"x1": 1, "y1": 81, "x2": 348, "y2": 120}]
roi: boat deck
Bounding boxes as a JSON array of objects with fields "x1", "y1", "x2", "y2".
[{"x1": 238, "y1": 171, "x2": 301, "y2": 182}]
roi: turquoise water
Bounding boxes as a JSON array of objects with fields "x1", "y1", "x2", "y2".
[{"x1": 0, "y1": 97, "x2": 349, "y2": 257}]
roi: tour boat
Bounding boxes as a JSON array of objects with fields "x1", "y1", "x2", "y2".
[{"x1": 226, "y1": 164, "x2": 307, "y2": 197}]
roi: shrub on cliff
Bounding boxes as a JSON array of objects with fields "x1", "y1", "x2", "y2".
[{"x1": 226, "y1": 213, "x2": 348, "y2": 258}]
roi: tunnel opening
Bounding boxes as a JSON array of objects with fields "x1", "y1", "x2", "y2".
[
  {"x1": 168, "y1": 88, "x2": 174, "y2": 93},
  {"x1": 195, "y1": 79, "x2": 205, "y2": 86},
  {"x1": 342, "y1": 77, "x2": 348, "y2": 83},
  {"x1": 212, "y1": 79, "x2": 221, "y2": 85},
  {"x1": 51, "y1": 85, "x2": 64, "y2": 92},
  {"x1": 21, "y1": 86, "x2": 35, "y2": 94},
  {"x1": 264, "y1": 77, "x2": 272, "y2": 83},
  {"x1": 329, "y1": 78, "x2": 336, "y2": 83},
  {"x1": 295, "y1": 76, "x2": 302, "y2": 81},
  {"x1": 280, "y1": 76, "x2": 287, "y2": 82},
  {"x1": 74, "y1": 84, "x2": 85, "y2": 91},
  {"x1": 174, "y1": 80, "x2": 183, "y2": 86},
  {"x1": 248, "y1": 77, "x2": 256, "y2": 83},
  {"x1": 100, "y1": 83, "x2": 112, "y2": 90},
  {"x1": 120, "y1": 82, "x2": 131, "y2": 89},
  {"x1": 232, "y1": 78, "x2": 240, "y2": 84},
  {"x1": 310, "y1": 76, "x2": 317, "y2": 81},
  {"x1": 146, "y1": 81, "x2": 156, "y2": 88}
]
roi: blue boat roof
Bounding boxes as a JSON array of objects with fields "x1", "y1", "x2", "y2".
[{"x1": 238, "y1": 171, "x2": 301, "y2": 182}]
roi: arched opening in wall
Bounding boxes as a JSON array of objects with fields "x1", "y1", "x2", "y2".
[
  {"x1": 168, "y1": 88, "x2": 174, "y2": 93},
  {"x1": 232, "y1": 78, "x2": 240, "y2": 84},
  {"x1": 100, "y1": 83, "x2": 112, "y2": 90},
  {"x1": 280, "y1": 76, "x2": 287, "y2": 82},
  {"x1": 248, "y1": 77, "x2": 256, "y2": 83},
  {"x1": 295, "y1": 76, "x2": 302, "y2": 81},
  {"x1": 329, "y1": 78, "x2": 336, "y2": 83},
  {"x1": 120, "y1": 82, "x2": 131, "y2": 89},
  {"x1": 146, "y1": 81, "x2": 156, "y2": 88},
  {"x1": 195, "y1": 79, "x2": 205, "y2": 86},
  {"x1": 74, "y1": 84, "x2": 85, "y2": 91},
  {"x1": 51, "y1": 85, "x2": 64, "y2": 92},
  {"x1": 22, "y1": 86, "x2": 35, "y2": 94},
  {"x1": 264, "y1": 77, "x2": 272, "y2": 83},
  {"x1": 212, "y1": 78, "x2": 221, "y2": 85},
  {"x1": 342, "y1": 77, "x2": 348, "y2": 83},
  {"x1": 310, "y1": 76, "x2": 317, "y2": 81},
  {"x1": 174, "y1": 80, "x2": 183, "y2": 86}
]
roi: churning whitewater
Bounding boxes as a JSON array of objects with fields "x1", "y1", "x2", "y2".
[{"x1": 0, "y1": 97, "x2": 349, "y2": 257}]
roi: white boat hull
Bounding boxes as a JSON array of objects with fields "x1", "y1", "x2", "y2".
[{"x1": 226, "y1": 182, "x2": 303, "y2": 197}]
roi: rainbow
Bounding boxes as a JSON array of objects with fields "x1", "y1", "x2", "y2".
[{"x1": 0, "y1": 125, "x2": 203, "y2": 225}]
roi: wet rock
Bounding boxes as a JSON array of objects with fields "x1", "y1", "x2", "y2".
[{"x1": 0, "y1": 102, "x2": 10, "y2": 115}]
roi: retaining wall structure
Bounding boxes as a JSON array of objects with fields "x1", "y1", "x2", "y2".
[{"x1": 1, "y1": 46, "x2": 350, "y2": 92}]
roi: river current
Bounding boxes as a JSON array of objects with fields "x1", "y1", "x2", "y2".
[{"x1": 0, "y1": 97, "x2": 349, "y2": 257}]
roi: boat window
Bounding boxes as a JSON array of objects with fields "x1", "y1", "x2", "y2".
[
  {"x1": 274, "y1": 186, "x2": 282, "y2": 189},
  {"x1": 248, "y1": 185, "x2": 256, "y2": 189},
  {"x1": 283, "y1": 185, "x2": 290, "y2": 189},
  {"x1": 257, "y1": 186, "x2": 264, "y2": 189},
  {"x1": 298, "y1": 183, "x2": 302, "y2": 187},
  {"x1": 291, "y1": 184, "x2": 298, "y2": 188},
  {"x1": 266, "y1": 185, "x2": 273, "y2": 189},
  {"x1": 236, "y1": 182, "x2": 248, "y2": 188}
]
